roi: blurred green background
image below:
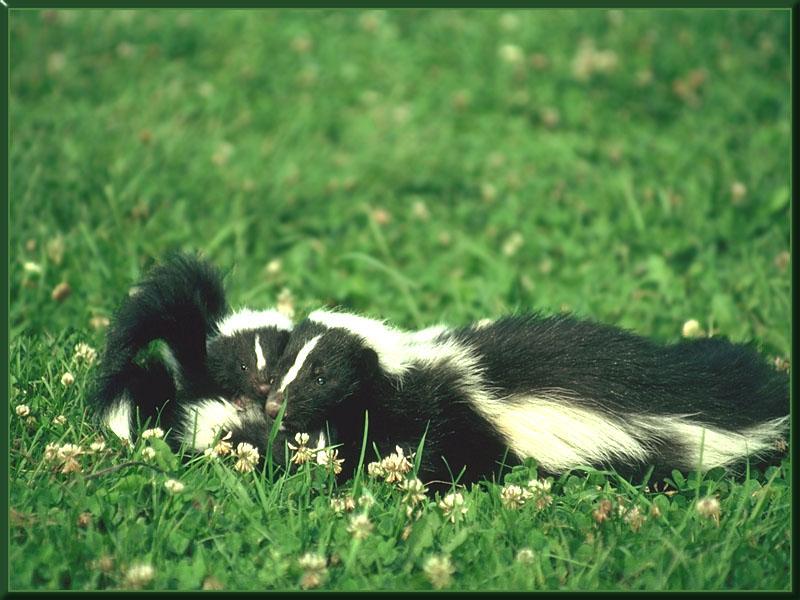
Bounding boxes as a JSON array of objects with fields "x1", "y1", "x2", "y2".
[{"x1": 10, "y1": 9, "x2": 791, "y2": 354}]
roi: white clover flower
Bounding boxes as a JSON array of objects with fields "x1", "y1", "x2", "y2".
[
  {"x1": 502, "y1": 232, "x2": 524, "y2": 257},
  {"x1": 61, "y1": 457, "x2": 82, "y2": 474},
  {"x1": 438, "y1": 492, "x2": 468, "y2": 523},
  {"x1": 46, "y1": 234, "x2": 65, "y2": 265},
  {"x1": 57, "y1": 443, "x2": 82, "y2": 461},
  {"x1": 52, "y1": 414, "x2": 67, "y2": 426},
  {"x1": 572, "y1": 39, "x2": 618, "y2": 81},
  {"x1": 423, "y1": 554, "x2": 455, "y2": 589},
  {"x1": 498, "y1": 43, "x2": 524, "y2": 65},
  {"x1": 624, "y1": 505, "x2": 645, "y2": 531},
  {"x1": 297, "y1": 553, "x2": 328, "y2": 589},
  {"x1": 234, "y1": 442, "x2": 260, "y2": 473},
  {"x1": 141, "y1": 447, "x2": 157, "y2": 461},
  {"x1": 266, "y1": 259, "x2": 282, "y2": 276},
  {"x1": 316, "y1": 448, "x2": 344, "y2": 475},
  {"x1": 44, "y1": 442, "x2": 60, "y2": 461},
  {"x1": 347, "y1": 513, "x2": 374, "y2": 540},
  {"x1": 90, "y1": 315, "x2": 110, "y2": 330},
  {"x1": 380, "y1": 446, "x2": 413, "y2": 484},
  {"x1": 534, "y1": 494, "x2": 553, "y2": 511},
  {"x1": 593, "y1": 499, "x2": 613, "y2": 523},
  {"x1": 500, "y1": 484, "x2": 532, "y2": 510},
  {"x1": 330, "y1": 498, "x2": 347, "y2": 514},
  {"x1": 141, "y1": 427, "x2": 164, "y2": 440},
  {"x1": 400, "y1": 478, "x2": 427, "y2": 507},
  {"x1": 527, "y1": 478, "x2": 552, "y2": 494},
  {"x1": 357, "y1": 493, "x2": 375, "y2": 510},
  {"x1": 73, "y1": 342, "x2": 98, "y2": 365},
  {"x1": 15, "y1": 404, "x2": 31, "y2": 417},
  {"x1": 696, "y1": 496, "x2": 721, "y2": 525},
  {"x1": 681, "y1": 319, "x2": 703, "y2": 338},
  {"x1": 164, "y1": 479, "x2": 185, "y2": 494},
  {"x1": 411, "y1": 200, "x2": 430, "y2": 221},
  {"x1": 89, "y1": 439, "x2": 106, "y2": 453},
  {"x1": 516, "y1": 548, "x2": 535, "y2": 564},
  {"x1": 367, "y1": 461, "x2": 385, "y2": 478},
  {"x1": 55, "y1": 443, "x2": 83, "y2": 474},
  {"x1": 211, "y1": 440, "x2": 232, "y2": 456},
  {"x1": 60, "y1": 372, "x2": 75, "y2": 386},
  {"x1": 23, "y1": 261, "x2": 42, "y2": 274},
  {"x1": 288, "y1": 432, "x2": 315, "y2": 465},
  {"x1": 124, "y1": 562, "x2": 155, "y2": 588},
  {"x1": 208, "y1": 430, "x2": 233, "y2": 457},
  {"x1": 730, "y1": 181, "x2": 747, "y2": 203}
]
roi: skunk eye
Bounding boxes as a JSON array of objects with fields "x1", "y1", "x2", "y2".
[
  {"x1": 268, "y1": 376, "x2": 275, "y2": 385},
  {"x1": 316, "y1": 376, "x2": 325, "y2": 386},
  {"x1": 240, "y1": 364, "x2": 248, "y2": 372}
]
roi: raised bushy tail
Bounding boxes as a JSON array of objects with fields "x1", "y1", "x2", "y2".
[{"x1": 90, "y1": 252, "x2": 229, "y2": 440}]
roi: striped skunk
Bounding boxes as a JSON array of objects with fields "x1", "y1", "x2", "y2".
[
  {"x1": 90, "y1": 252, "x2": 293, "y2": 455},
  {"x1": 265, "y1": 310, "x2": 789, "y2": 484}
]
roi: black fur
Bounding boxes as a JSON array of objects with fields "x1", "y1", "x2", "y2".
[
  {"x1": 89, "y1": 252, "x2": 291, "y2": 454},
  {"x1": 267, "y1": 313, "x2": 789, "y2": 485}
]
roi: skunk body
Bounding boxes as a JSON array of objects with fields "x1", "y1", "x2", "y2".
[
  {"x1": 266, "y1": 310, "x2": 789, "y2": 484},
  {"x1": 90, "y1": 253, "x2": 292, "y2": 455}
]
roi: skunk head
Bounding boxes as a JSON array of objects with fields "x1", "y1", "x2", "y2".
[
  {"x1": 265, "y1": 320, "x2": 380, "y2": 432},
  {"x1": 207, "y1": 309, "x2": 293, "y2": 407}
]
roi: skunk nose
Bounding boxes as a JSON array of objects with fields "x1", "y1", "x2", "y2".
[
  {"x1": 256, "y1": 383, "x2": 270, "y2": 397},
  {"x1": 265, "y1": 390, "x2": 284, "y2": 419}
]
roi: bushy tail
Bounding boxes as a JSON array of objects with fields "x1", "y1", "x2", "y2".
[{"x1": 90, "y1": 252, "x2": 229, "y2": 440}]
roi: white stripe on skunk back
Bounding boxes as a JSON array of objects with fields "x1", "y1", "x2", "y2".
[
  {"x1": 479, "y1": 392, "x2": 788, "y2": 473},
  {"x1": 308, "y1": 310, "x2": 472, "y2": 379},
  {"x1": 482, "y1": 393, "x2": 653, "y2": 471},
  {"x1": 215, "y1": 308, "x2": 293, "y2": 338},
  {"x1": 632, "y1": 414, "x2": 789, "y2": 470}
]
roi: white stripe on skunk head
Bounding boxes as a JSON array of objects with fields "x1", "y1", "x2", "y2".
[
  {"x1": 254, "y1": 334, "x2": 266, "y2": 371},
  {"x1": 267, "y1": 323, "x2": 386, "y2": 429},
  {"x1": 278, "y1": 335, "x2": 323, "y2": 393},
  {"x1": 215, "y1": 308, "x2": 293, "y2": 338},
  {"x1": 206, "y1": 315, "x2": 293, "y2": 405}
]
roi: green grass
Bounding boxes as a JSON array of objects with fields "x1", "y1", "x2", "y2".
[{"x1": 9, "y1": 8, "x2": 791, "y2": 591}]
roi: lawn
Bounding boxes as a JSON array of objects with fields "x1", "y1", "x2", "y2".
[{"x1": 9, "y1": 8, "x2": 791, "y2": 591}]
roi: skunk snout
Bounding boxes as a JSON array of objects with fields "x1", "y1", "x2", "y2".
[
  {"x1": 255, "y1": 382, "x2": 270, "y2": 397},
  {"x1": 265, "y1": 390, "x2": 284, "y2": 419}
]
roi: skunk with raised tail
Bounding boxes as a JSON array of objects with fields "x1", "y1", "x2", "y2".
[
  {"x1": 90, "y1": 252, "x2": 293, "y2": 454},
  {"x1": 266, "y1": 310, "x2": 789, "y2": 484}
]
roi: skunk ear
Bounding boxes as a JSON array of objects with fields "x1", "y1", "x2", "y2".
[{"x1": 358, "y1": 346, "x2": 380, "y2": 376}]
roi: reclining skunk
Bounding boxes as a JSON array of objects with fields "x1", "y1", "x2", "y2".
[
  {"x1": 90, "y1": 253, "x2": 293, "y2": 455},
  {"x1": 265, "y1": 310, "x2": 789, "y2": 484}
]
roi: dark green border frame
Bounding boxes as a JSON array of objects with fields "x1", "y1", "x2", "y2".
[{"x1": 2, "y1": 2, "x2": 796, "y2": 596}]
